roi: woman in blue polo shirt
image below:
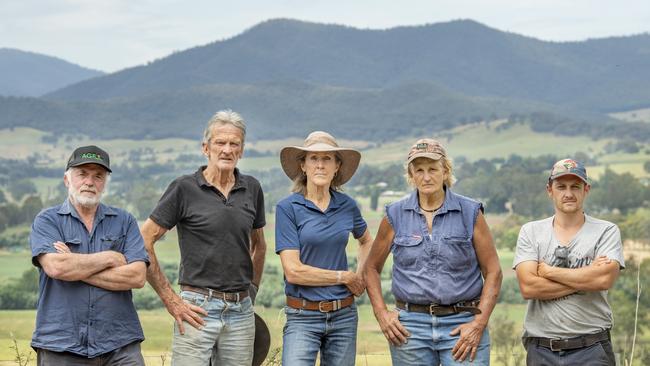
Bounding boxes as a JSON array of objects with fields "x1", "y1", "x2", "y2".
[
  {"x1": 364, "y1": 138, "x2": 502, "y2": 366},
  {"x1": 275, "y1": 131, "x2": 373, "y2": 366}
]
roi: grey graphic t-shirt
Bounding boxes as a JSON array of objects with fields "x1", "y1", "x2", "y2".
[{"x1": 513, "y1": 215, "x2": 625, "y2": 338}]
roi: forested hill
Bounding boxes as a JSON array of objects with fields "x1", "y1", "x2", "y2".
[
  {"x1": 46, "y1": 19, "x2": 650, "y2": 112},
  {"x1": 0, "y1": 81, "x2": 557, "y2": 140},
  {"x1": 0, "y1": 48, "x2": 104, "y2": 97},
  {"x1": 2, "y1": 19, "x2": 649, "y2": 142}
]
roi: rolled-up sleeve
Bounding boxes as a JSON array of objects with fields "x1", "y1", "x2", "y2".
[{"x1": 30, "y1": 211, "x2": 60, "y2": 267}]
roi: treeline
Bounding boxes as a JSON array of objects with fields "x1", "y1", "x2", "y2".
[{"x1": 4, "y1": 90, "x2": 649, "y2": 143}]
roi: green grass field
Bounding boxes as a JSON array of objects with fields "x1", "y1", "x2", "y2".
[
  {"x1": 1, "y1": 122, "x2": 649, "y2": 178},
  {"x1": 0, "y1": 305, "x2": 531, "y2": 365}
]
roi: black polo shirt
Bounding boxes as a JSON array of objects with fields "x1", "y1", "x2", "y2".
[{"x1": 150, "y1": 166, "x2": 265, "y2": 292}]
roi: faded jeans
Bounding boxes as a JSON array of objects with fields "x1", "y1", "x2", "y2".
[
  {"x1": 282, "y1": 303, "x2": 358, "y2": 366},
  {"x1": 390, "y1": 310, "x2": 491, "y2": 366},
  {"x1": 171, "y1": 290, "x2": 255, "y2": 366}
]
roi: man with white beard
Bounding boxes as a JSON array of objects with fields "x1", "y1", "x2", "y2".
[{"x1": 30, "y1": 145, "x2": 149, "y2": 366}]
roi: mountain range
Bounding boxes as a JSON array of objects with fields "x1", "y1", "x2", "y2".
[
  {"x1": 2, "y1": 19, "x2": 649, "y2": 141},
  {"x1": 0, "y1": 48, "x2": 103, "y2": 97}
]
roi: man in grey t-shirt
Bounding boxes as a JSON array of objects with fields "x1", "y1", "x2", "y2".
[{"x1": 513, "y1": 158, "x2": 624, "y2": 366}]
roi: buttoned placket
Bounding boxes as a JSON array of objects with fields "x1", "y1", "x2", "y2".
[
  {"x1": 417, "y1": 207, "x2": 442, "y2": 276},
  {"x1": 69, "y1": 204, "x2": 108, "y2": 354}
]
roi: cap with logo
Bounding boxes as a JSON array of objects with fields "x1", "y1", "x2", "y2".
[
  {"x1": 406, "y1": 138, "x2": 447, "y2": 165},
  {"x1": 66, "y1": 145, "x2": 112, "y2": 173},
  {"x1": 549, "y1": 158, "x2": 587, "y2": 183}
]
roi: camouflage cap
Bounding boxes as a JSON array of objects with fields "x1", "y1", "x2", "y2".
[
  {"x1": 406, "y1": 138, "x2": 447, "y2": 165},
  {"x1": 549, "y1": 158, "x2": 587, "y2": 183}
]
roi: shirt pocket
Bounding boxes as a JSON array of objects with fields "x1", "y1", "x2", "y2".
[
  {"x1": 392, "y1": 235, "x2": 424, "y2": 269},
  {"x1": 101, "y1": 234, "x2": 126, "y2": 252},
  {"x1": 64, "y1": 238, "x2": 82, "y2": 253},
  {"x1": 441, "y1": 235, "x2": 475, "y2": 271}
]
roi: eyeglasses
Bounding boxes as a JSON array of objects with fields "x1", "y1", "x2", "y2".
[{"x1": 554, "y1": 246, "x2": 570, "y2": 268}]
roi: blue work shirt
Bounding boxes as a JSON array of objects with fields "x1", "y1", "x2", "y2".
[
  {"x1": 386, "y1": 188, "x2": 483, "y2": 305},
  {"x1": 30, "y1": 199, "x2": 149, "y2": 357},
  {"x1": 275, "y1": 191, "x2": 367, "y2": 301}
]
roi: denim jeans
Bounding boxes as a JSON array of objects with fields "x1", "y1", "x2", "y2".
[
  {"x1": 171, "y1": 290, "x2": 255, "y2": 366},
  {"x1": 525, "y1": 339, "x2": 616, "y2": 366},
  {"x1": 390, "y1": 310, "x2": 490, "y2": 366},
  {"x1": 282, "y1": 303, "x2": 358, "y2": 366}
]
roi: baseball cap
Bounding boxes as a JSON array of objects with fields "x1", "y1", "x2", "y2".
[
  {"x1": 66, "y1": 145, "x2": 112, "y2": 173},
  {"x1": 406, "y1": 138, "x2": 447, "y2": 165},
  {"x1": 549, "y1": 158, "x2": 587, "y2": 183}
]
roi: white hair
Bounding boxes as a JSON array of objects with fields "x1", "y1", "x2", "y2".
[
  {"x1": 64, "y1": 167, "x2": 110, "y2": 208},
  {"x1": 203, "y1": 109, "x2": 247, "y2": 144}
]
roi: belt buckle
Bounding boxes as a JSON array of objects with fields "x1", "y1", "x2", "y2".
[
  {"x1": 428, "y1": 304, "x2": 439, "y2": 315},
  {"x1": 318, "y1": 301, "x2": 330, "y2": 313},
  {"x1": 223, "y1": 292, "x2": 240, "y2": 303},
  {"x1": 550, "y1": 338, "x2": 562, "y2": 352}
]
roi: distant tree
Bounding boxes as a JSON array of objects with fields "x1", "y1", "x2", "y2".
[
  {"x1": 0, "y1": 268, "x2": 39, "y2": 309},
  {"x1": 619, "y1": 209, "x2": 650, "y2": 242},
  {"x1": 644, "y1": 160, "x2": 650, "y2": 174},
  {"x1": 489, "y1": 312, "x2": 524, "y2": 366},
  {"x1": 0, "y1": 190, "x2": 6, "y2": 204},
  {"x1": 497, "y1": 277, "x2": 526, "y2": 305},
  {"x1": 588, "y1": 169, "x2": 649, "y2": 214},
  {"x1": 0, "y1": 211, "x2": 7, "y2": 232},
  {"x1": 20, "y1": 195, "x2": 43, "y2": 223},
  {"x1": 8, "y1": 179, "x2": 37, "y2": 202},
  {"x1": 0, "y1": 203, "x2": 23, "y2": 226}
]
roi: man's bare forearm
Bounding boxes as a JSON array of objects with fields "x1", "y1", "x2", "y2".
[
  {"x1": 250, "y1": 228, "x2": 266, "y2": 286},
  {"x1": 83, "y1": 261, "x2": 147, "y2": 291},
  {"x1": 39, "y1": 251, "x2": 125, "y2": 281},
  {"x1": 540, "y1": 261, "x2": 620, "y2": 291},
  {"x1": 141, "y1": 219, "x2": 177, "y2": 306},
  {"x1": 516, "y1": 261, "x2": 577, "y2": 300}
]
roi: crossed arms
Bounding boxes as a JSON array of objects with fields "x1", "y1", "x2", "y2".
[
  {"x1": 515, "y1": 256, "x2": 620, "y2": 300},
  {"x1": 37, "y1": 243, "x2": 146, "y2": 291}
]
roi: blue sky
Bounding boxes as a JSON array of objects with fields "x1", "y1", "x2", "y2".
[{"x1": 1, "y1": 0, "x2": 649, "y2": 72}]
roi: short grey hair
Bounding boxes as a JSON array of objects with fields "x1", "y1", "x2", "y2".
[{"x1": 203, "y1": 109, "x2": 247, "y2": 144}]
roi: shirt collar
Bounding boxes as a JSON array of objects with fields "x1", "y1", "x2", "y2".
[
  {"x1": 195, "y1": 166, "x2": 244, "y2": 190},
  {"x1": 403, "y1": 187, "x2": 461, "y2": 214},
  {"x1": 57, "y1": 198, "x2": 116, "y2": 220},
  {"x1": 290, "y1": 190, "x2": 342, "y2": 211}
]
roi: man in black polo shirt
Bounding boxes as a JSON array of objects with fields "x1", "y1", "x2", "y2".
[{"x1": 141, "y1": 109, "x2": 267, "y2": 366}]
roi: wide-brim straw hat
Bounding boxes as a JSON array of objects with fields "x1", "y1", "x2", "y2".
[{"x1": 280, "y1": 131, "x2": 361, "y2": 185}]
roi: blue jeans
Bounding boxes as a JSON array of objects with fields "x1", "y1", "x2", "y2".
[
  {"x1": 171, "y1": 290, "x2": 255, "y2": 366},
  {"x1": 282, "y1": 303, "x2": 358, "y2": 366},
  {"x1": 525, "y1": 339, "x2": 616, "y2": 366},
  {"x1": 390, "y1": 310, "x2": 490, "y2": 366}
]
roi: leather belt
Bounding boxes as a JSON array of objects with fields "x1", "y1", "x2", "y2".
[
  {"x1": 526, "y1": 330, "x2": 610, "y2": 352},
  {"x1": 396, "y1": 299, "x2": 482, "y2": 316},
  {"x1": 286, "y1": 296, "x2": 354, "y2": 313},
  {"x1": 181, "y1": 285, "x2": 249, "y2": 302}
]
